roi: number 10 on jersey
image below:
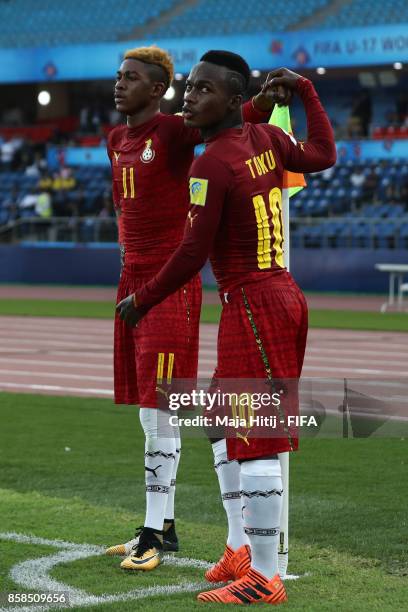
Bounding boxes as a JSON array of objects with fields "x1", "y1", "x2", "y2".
[{"x1": 252, "y1": 187, "x2": 284, "y2": 269}]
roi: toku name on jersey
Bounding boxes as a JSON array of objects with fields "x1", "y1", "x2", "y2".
[{"x1": 245, "y1": 149, "x2": 276, "y2": 179}]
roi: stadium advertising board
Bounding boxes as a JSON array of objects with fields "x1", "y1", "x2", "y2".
[{"x1": 0, "y1": 25, "x2": 407, "y2": 83}]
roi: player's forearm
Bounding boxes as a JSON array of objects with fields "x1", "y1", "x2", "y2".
[
  {"x1": 136, "y1": 245, "x2": 207, "y2": 311},
  {"x1": 242, "y1": 99, "x2": 270, "y2": 123},
  {"x1": 290, "y1": 78, "x2": 336, "y2": 172}
]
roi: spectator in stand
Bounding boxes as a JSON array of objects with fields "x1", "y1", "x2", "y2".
[
  {"x1": 53, "y1": 166, "x2": 77, "y2": 191},
  {"x1": 6, "y1": 201, "x2": 20, "y2": 224},
  {"x1": 349, "y1": 166, "x2": 366, "y2": 209},
  {"x1": 396, "y1": 93, "x2": 408, "y2": 126},
  {"x1": 79, "y1": 105, "x2": 92, "y2": 132},
  {"x1": 36, "y1": 189, "x2": 52, "y2": 218},
  {"x1": 350, "y1": 90, "x2": 372, "y2": 138},
  {"x1": 109, "y1": 108, "x2": 121, "y2": 126},
  {"x1": 51, "y1": 167, "x2": 77, "y2": 216},
  {"x1": 1, "y1": 137, "x2": 22, "y2": 169},
  {"x1": 362, "y1": 169, "x2": 378, "y2": 204},
  {"x1": 90, "y1": 106, "x2": 104, "y2": 133},
  {"x1": 2, "y1": 185, "x2": 20, "y2": 224},
  {"x1": 350, "y1": 166, "x2": 366, "y2": 189},
  {"x1": 34, "y1": 188, "x2": 53, "y2": 239},
  {"x1": 320, "y1": 166, "x2": 335, "y2": 182},
  {"x1": 24, "y1": 153, "x2": 46, "y2": 178},
  {"x1": 19, "y1": 188, "x2": 38, "y2": 215},
  {"x1": 98, "y1": 192, "x2": 115, "y2": 219},
  {"x1": 16, "y1": 138, "x2": 35, "y2": 169},
  {"x1": 399, "y1": 176, "x2": 408, "y2": 211},
  {"x1": 38, "y1": 169, "x2": 54, "y2": 191}
]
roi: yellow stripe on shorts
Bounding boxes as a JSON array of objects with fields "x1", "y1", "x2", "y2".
[
  {"x1": 167, "y1": 353, "x2": 175, "y2": 383},
  {"x1": 156, "y1": 352, "x2": 165, "y2": 384}
]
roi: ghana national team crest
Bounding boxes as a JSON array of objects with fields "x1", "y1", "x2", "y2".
[{"x1": 140, "y1": 138, "x2": 155, "y2": 163}]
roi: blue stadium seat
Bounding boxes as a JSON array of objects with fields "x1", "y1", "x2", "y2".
[
  {"x1": 148, "y1": 0, "x2": 327, "y2": 38},
  {"x1": 320, "y1": 0, "x2": 406, "y2": 28},
  {"x1": 350, "y1": 222, "x2": 372, "y2": 248},
  {"x1": 0, "y1": 0, "x2": 177, "y2": 47}
]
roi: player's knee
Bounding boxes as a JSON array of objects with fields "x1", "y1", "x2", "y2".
[
  {"x1": 140, "y1": 407, "x2": 177, "y2": 453},
  {"x1": 240, "y1": 458, "x2": 281, "y2": 478}
]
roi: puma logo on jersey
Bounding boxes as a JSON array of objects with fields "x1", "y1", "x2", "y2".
[
  {"x1": 113, "y1": 151, "x2": 121, "y2": 164},
  {"x1": 188, "y1": 210, "x2": 198, "y2": 227}
]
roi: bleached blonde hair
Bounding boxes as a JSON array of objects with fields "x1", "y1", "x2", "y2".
[{"x1": 124, "y1": 45, "x2": 174, "y2": 87}]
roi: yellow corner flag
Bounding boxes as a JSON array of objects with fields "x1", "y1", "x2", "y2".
[{"x1": 269, "y1": 105, "x2": 306, "y2": 196}]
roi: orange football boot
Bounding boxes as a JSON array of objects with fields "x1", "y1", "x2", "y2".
[
  {"x1": 205, "y1": 544, "x2": 251, "y2": 583},
  {"x1": 198, "y1": 567, "x2": 287, "y2": 605}
]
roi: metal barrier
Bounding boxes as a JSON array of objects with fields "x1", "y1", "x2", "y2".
[
  {"x1": 0, "y1": 217, "x2": 118, "y2": 244},
  {"x1": 1, "y1": 216, "x2": 408, "y2": 249}
]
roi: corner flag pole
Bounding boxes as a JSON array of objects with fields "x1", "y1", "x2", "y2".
[{"x1": 268, "y1": 104, "x2": 306, "y2": 579}]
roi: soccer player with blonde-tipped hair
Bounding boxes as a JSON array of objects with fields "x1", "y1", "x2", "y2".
[
  {"x1": 105, "y1": 45, "x2": 279, "y2": 571},
  {"x1": 117, "y1": 50, "x2": 336, "y2": 603}
]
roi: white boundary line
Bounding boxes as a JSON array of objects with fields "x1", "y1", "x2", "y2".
[
  {"x1": 0, "y1": 369, "x2": 113, "y2": 383},
  {"x1": 0, "y1": 382, "x2": 114, "y2": 396},
  {"x1": 1, "y1": 531, "x2": 300, "y2": 611}
]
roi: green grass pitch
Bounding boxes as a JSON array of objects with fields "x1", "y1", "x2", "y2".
[
  {"x1": 0, "y1": 298, "x2": 408, "y2": 331},
  {"x1": 0, "y1": 392, "x2": 407, "y2": 610}
]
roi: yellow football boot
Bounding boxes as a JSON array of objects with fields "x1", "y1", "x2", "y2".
[
  {"x1": 120, "y1": 527, "x2": 163, "y2": 572},
  {"x1": 105, "y1": 521, "x2": 178, "y2": 556}
]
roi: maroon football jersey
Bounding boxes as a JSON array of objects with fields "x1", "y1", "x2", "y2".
[
  {"x1": 136, "y1": 78, "x2": 336, "y2": 307},
  {"x1": 107, "y1": 103, "x2": 268, "y2": 276}
]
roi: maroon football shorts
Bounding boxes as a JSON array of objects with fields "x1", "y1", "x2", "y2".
[
  {"x1": 214, "y1": 273, "x2": 308, "y2": 461},
  {"x1": 114, "y1": 264, "x2": 201, "y2": 408}
]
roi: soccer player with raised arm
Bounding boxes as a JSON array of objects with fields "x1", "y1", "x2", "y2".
[
  {"x1": 117, "y1": 50, "x2": 336, "y2": 602},
  {"x1": 104, "y1": 45, "x2": 280, "y2": 571}
]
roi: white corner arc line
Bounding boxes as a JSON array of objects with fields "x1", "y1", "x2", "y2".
[
  {"x1": 1, "y1": 531, "x2": 300, "y2": 611},
  {"x1": 0, "y1": 532, "x2": 209, "y2": 611}
]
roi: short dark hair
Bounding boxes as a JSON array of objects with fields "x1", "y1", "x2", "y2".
[{"x1": 200, "y1": 50, "x2": 250, "y2": 94}]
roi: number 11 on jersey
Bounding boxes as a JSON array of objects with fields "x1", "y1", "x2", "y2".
[{"x1": 122, "y1": 167, "x2": 135, "y2": 198}]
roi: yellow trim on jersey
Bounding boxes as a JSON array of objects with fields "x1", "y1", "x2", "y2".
[
  {"x1": 157, "y1": 352, "x2": 165, "y2": 384},
  {"x1": 189, "y1": 177, "x2": 208, "y2": 206},
  {"x1": 129, "y1": 167, "x2": 135, "y2": 198},
  {"x1": 252, "y1": 188, "x2": 284, "y2": 269},
  {"x1": 269, "y1": 187, "x2": 284, "y2": 268},
  {"x1": 122, "y1": 167, "x2": 127, "y2": 198},
  {"x1": 252, "y1": 195, "x2": 272, "y2": 269},
  {"x1": 167, "y1": 353, "x2": 175, "y2": 383}
]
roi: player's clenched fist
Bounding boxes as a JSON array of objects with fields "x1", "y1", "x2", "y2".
[
  {"x1": 262, "y1": 67, "x2": 306, "y2": 106},
  {"x1": 116, "y1": 293, "x2": 142, "y2": 327}
]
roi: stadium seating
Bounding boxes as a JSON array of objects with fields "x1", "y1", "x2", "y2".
[
  {"x1": 320, "y1": 0, "x2": 406, "y2": 28},
  {"x1": 0, "y1": 0, "x2": 177, "y2": 47},
  {"x1": 149, "y1": 0, "x2": 327, "y2": 38},
  {"x1": 0, "y1": 0, "x2": 406, "y2": 49},
  {"x1": 1, "y1": 158, "x2": 406, "y2": 247}
]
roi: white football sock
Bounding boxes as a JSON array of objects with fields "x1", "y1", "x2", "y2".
[
  {"x1": 240, "y1": 459, "x2": 283, "y2": 579},
  {"x1": 139, "y1": 407, "x2": 176, "y2": 532},
  {"x1": 164, "y1": 423, "x2": 181, "y2": 521},
  {"x1": 212, "y1": 439, "x2": 249, "y2": 550}
]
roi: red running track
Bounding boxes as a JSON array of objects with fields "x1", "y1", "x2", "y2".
[{"x1": 0, "y1": 316, "x2": 406, "y2": 417}]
